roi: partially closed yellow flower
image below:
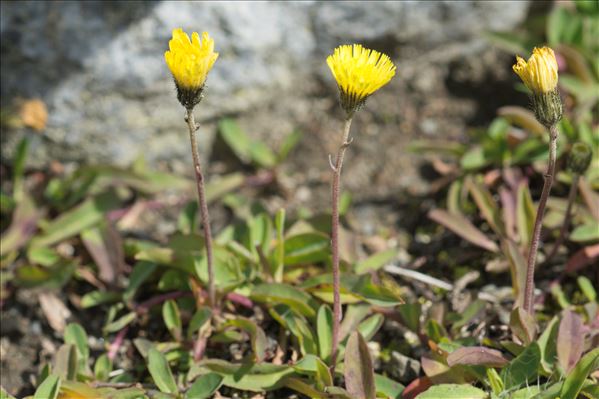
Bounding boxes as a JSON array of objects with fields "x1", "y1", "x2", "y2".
[
  {"x1": 513, "y1": 47, "x2": 558, "y2": 94},
  {"x1": 513, "y1": 46, "x2": 562, "y2": 127},
  {"x1": 327, "y1": 44, "x2": 396, "y2": 115},
  {"x1": 165, "y1": 28, "x2": 218, "y2": 108}
]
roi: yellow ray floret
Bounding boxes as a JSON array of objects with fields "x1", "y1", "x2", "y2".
[
  {"x1": 513, "y1": 46, "x2": 558, "y2": 94},
  {"x1": 327, "y1": 44, "x2": 396, "y2": 105},
  {"x1": 165, "y1": 28, "x2": 218, "y2": 90}
]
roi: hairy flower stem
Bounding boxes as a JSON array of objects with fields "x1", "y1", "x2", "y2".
[
  {"x1": 330, "y1": 117, "x2": 353, "y2": 373},
  {"x1": 185, "y1": 107, "x2": 216, "y2": 311},
  {"x1": 524, "y1": 124, "x2": 558, "y2": 314},
  {"x1": 546, "y1": 173, "x2": 580, "y2": 263}
]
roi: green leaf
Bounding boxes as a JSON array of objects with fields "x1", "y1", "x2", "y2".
[
  {"x1": 103, "y1": 312, "x2": 136, "y2": 334},
  {"x1": 397, "y1": 303, "x2": 421, "y2": 333},
  {"x1": 293, "y1": 354, "x2": 333, "y2": 389},
  {"x1": 33, "y1": 374, "x2": 61, "y2": 399},
  {"x1": 104, "y1": 387, "x2": 147, "y2": 399},
  {"x1": 374, "y1": 374, "x2": 404, "y2": 399},
  {"x1": 251, "y1": 283, "x2": 317, "y2": 318},
  {"x1": 81, "y1": 291, "x2": 121, "y2": 308},
  {"x1": 0, "y1": 386, "x2": 16, "y2": 399},
  {"x1": 64, "y1": 323, "x2": 89, "y2": 365},
  {"x1": 354, "y1": 249, "x2": 397, "y2": 274},
  {"x1": 218, "y1": 118, "x2": 252, "y2": 163},
  {"x1": 501, "y1": 342, "x2": 541, "y2": 390},
  {"x1": 357, "y1": 314, "x2": 384, "y2": 342},
  {"x1": 186, "y1": 373, "x2": 223, "y2": 399},
  {"x1": 516, "y1": 182, "x2": 535, "y2": 246},
  {"x1": 147, "y1": 347, "x2": 178, "y2": 394},
  {"x1": 270, "y1": 305, "x2": 317, "y2": 356},
  {"x1": 317, "y1": 305, "x2": 334, "y2": 363},
  {"x1": 12, "y1": 137, "x2": 29, "y2": 201},
  {"x1": 344, "y1": 332, "x2": 376, "y2": 399},
  {"x1": 123, "y1": 262, "x2": 158, "y2": 302},
  {"x1": 278, "y1": 130, "x2": 302, "y2": 162},
  {"x1": 177, "y1": 200, "x2": 198, "y2": 235},
  {"x1": 162, "y1": 300, "x2": 182, "y2": 341},
  {"x1": 188, "y1": 307, "x2": 212, "y2": 339},
  {"x1": 27, "y1": 247, "x2": 60, "y2": 267},
  {"x1": 460, "y1": 146, "x2": 489, "y2": 171},
  {"x1": 273, "y1": 208, "x2": 286, "y2": 282},
  {"x1": 560, "y1": 348, "x2": 599, "y2": 399},
  {"x1": 93, "y1": 354, "x2": 112, "y2": 381},
  {"x1": 284, "y1": 232, "x2": 330, "y2": 265},
  {"x1": 250, "y1": 141, "x2": 277, "y2": 168},
  {"x1": 249, "y1": 212, "x2": 273, "y2": 257},
  {"x1": 537, "y1": 316, "x2": 559, "y2": 374},
  {"x1": 577, "y1": 276, "x2": 597, "y2": 302},
  {"x1": 414, "y1": 384, "x2": 487, "y2": 399},
  {"x1": 548, "y1": 7, "x2": 574, "y2": 45},
  {"x1": 570, "y1": 222, "x2": 599, "y2": 242},
  {"x1": 224, "y1": 318, "x2": 268, "y2": 362},
  {"x1": 30, "y1": 192, "x2": 122, "y2": 248},
  {"x1": 53, "y1": 344, "x2": 78, "y2": 381},
  {"x1": 198, "y1": 359, "x2": 294, "y2": 392}
]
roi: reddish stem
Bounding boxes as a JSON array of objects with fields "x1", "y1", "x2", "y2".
[
  {"x1": 523, "y1": 125, "x2": 558, "y2": 314},
  {"x1": 330, "y1": 117, "x2": 353, "y2": 373}
]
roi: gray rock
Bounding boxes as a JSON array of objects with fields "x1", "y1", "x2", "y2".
[
  {"x1": 385, "y1": 351, "x2": 421, "y2": 384},
  {"x1": 1, "y1": 1, "x2": 529, "y2": 167}
]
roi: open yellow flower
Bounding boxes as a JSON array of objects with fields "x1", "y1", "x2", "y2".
[
  {"x1": 327, "y1": 44, "x2": 396, "y2": 115},
  {"x1": 513, "y1": 47, "x2": 558, "y2": 94},
  {"x1": 165, "y1": 28, "x2": 218, "y2": 108}
]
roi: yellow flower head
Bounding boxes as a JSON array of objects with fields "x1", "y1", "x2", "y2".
[
  {"x1": 513, "y1": 47, "x2": 558, "y2": 94},
  {"x1": 327, "y1": 44, "x2": 396, "y2": 115},
  {"x1": 165, "y1": 28, "x2": 218, "y2": 108}
]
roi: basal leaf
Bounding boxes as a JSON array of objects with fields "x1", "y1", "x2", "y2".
[
  {"x1": 147, "y1": 347, "x2": 178, "y2": 394},
  {"x1": 344, "y1": 332, "x2": 376, "y2": 399}
]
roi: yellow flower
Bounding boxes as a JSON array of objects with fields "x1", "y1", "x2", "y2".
[
  {"x1": 165, "y1": 28, "x2": 218, "y2": 108},
  {"x1": 513, "y1": 47, "x2": 558, "y2": 94},
  {"x1": 327, "y1": 44, "x2": 396, "y2": 115}
]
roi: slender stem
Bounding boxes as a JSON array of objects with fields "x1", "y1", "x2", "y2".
[
  {"x1": 523, "y1": 124, "x2": 558, "y2": 314},
  {"x1": 185, "y1": 107, "x2": 216, "y2": 311},
  {"x1": 546, "y1": 173, "x2": 579, "y2": 263},
  {"x1": 330, "y1": 117, "x2": 353, "y2": 372}
]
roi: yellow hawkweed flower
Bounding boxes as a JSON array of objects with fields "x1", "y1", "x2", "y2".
[
  {"x1": 165, "y1": 28, "x2": 219, "y2": 108},
  {"x1": 513, "y1": 46, "x2": 562, "y2": 127},
  {"x1": 512, "y1": 47, "x2": 558, "y2": 94},
  {"x1": 327, "y1": 44, "x2": 396, "y2": 115}
]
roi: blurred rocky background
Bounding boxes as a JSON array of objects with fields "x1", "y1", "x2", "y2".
[{"x1": 1, "y1": 1, "x2": 530, "y2": 203}]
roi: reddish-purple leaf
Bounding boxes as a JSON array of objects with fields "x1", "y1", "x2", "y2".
[
  {"x1": 344, "y1": 331, "x2": 376, "y2": 399},
  {"x1": 499, "y1": 186, "x2": 517, "y2": 242},
  {"x1": 421, "y1": 357, "x2": 466, "y2": 384},
  {"x1": 510, "y1": 307, "x2": 537, "y2": 345},
  {"x1": 579, "y1": 177, "x2": 599, "y2": 221},
  {"x1": 565, "y1": 244, "x2": 599, "y2": 273},
  {"x1": 428, "y1": 209, "x2": 499, "y2": 253},
  {"x1": 0, "y1": 194, "x2": 41, "y2": 256},
  {"x1": 447, "y1": 346, "x2": 509, "y2": 368},
  {"x1": 557, "y1": 310, "x2": 584, "y2": 374},
  {"x1": 81, "y1": 219, "x2": 125, "y2": 284},
  {"x1": 39, "y1": 291, "x2": 71, "y2": 333},
  {"x1": 401, "y1": 376, "x2": 432, "y2": 399}
]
